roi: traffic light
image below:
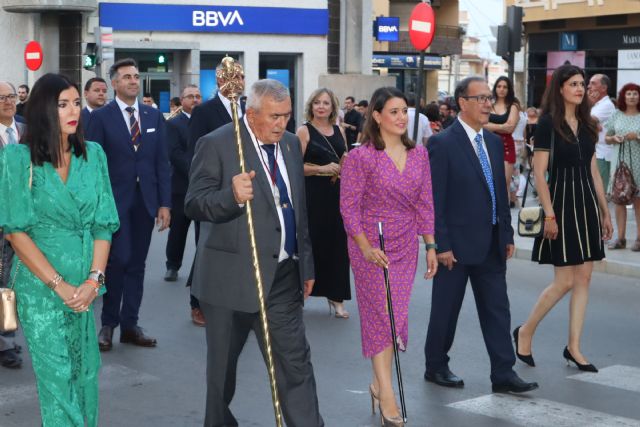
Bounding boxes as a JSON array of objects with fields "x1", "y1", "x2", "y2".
[
  {"x1": 157, "y1": 54, "x2": 166, "y2": 65},
  {"x1": 507, "y1": 5, "x2": 523, "y2": 52},
  {"x1": 83, "y1": 43, "x2": 98, "y2": 70}
]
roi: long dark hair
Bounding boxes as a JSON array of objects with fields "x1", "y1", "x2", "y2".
[
  {"x1": 24, "y1": 73, "x2": 86, "y2": 167},
  {"x1": 540, "y1": 64, "x2": 598, "y2": 144},
  {"x1": 363, "y1": 87, "x2": 415, "y2": 150}
]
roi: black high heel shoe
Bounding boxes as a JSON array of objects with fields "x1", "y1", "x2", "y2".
[
  {"x1": 512, "y1": 326, "x2": 535, "y2": 367},
  {"x1": 563, "y1": 346, "x2": 598, "y2": 372}
]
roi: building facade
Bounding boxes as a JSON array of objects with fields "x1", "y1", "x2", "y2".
[{"x1": 509, "y1": 0, "x2": 640, "y2": 106}]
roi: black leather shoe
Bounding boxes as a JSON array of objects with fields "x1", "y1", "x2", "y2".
[
  {"x1": 164, "y1": 269, "x2": 178, "y2": 282},
  {"x1": 424, "y1": 368, "x2": 464, "y2": 388},
  {"x1": 563, "y1": 346, "x2": 598, "y2": 372},
  {"x1": 120, "y1": 326, "x2": 157, "y2": 347},
  {"x1": 0, "y1": 348, "x2": 22, "y2": 369},
  {"x1": 98, "y1": 325, "x2": 113, "y2": 352},
  {"x1": 492, "y1": 375, "x2": 539, "y2": 393}
]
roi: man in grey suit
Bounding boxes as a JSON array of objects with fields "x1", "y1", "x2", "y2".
[{"x1": 185, "y1": 79, "x2": 323, "y2": 427}]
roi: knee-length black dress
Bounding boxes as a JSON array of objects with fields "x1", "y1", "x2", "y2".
[
  {"x1": 304, "y1": 123, "x2": 351, "y2": 301},
  {"x1": 532, "y1": 115, "x2": 605, "y2": 266}
]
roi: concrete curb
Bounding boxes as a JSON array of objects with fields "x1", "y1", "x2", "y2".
[{"x1": 514, "y1": 244, "x2": 640, "y2": 279}]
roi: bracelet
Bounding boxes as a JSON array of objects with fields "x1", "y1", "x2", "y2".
[
  {"x1": 45, "y1": 273, "x2": 63, "y2": 291},
  {"x1": 425, "y1": 242, "x2": 438, "y2": 251},
  {"x1": 84, "y1": 279, "x2": 101, "y2": 294},
  {"x1": 544, "y1": 216, "x2": 556, "y2": 222}
]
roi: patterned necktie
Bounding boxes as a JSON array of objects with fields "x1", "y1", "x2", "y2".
[
  {"x1": 125, "y1": 106, "x2": 141, "y2": 147},
  {"x1": 475, "y1": 133, "x2": 497, "y2": 224},
  {"x1": 261, "y1": 144, "x2": 297, "y2": 257},
  {"x1": 6, "y1": 127, "x2": 17, "y2": 145}
]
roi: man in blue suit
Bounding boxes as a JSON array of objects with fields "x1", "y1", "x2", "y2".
[
  {"x1": 81, "y1": 77, "x2": 108, "y2": 132},
  {"x1": 424, "y1": 76, "x2": 538, "y2": 393},
  {"x1": 86, "y1": 58, "x2": 171, "y2": 351}
]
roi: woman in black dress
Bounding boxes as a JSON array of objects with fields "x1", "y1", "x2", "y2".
[
  {"x1": 296, "y1": 88, "x2": 351, "y2": 318},
  {"x1": 514, "y1": 65, "x2": 613, "y2": 372}
]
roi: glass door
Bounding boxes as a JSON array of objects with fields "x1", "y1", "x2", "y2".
[{"x1": 141, "y1": 74, "x2": 171, "y2": 114}]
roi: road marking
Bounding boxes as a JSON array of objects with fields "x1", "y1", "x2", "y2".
[
  {"x1": 568, "y1": 365, "x2": 640, "y2": 393},
  {"x1": 0, "y1": 363, "x2": 159, "y2": 408},
  {"x1": 448, "y1": 394, "x2": 640, "y2": 427}
]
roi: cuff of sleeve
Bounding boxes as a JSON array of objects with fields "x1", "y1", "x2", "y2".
[{"x1": 92, "y1": 230, "x2": 113, "y2": 242}]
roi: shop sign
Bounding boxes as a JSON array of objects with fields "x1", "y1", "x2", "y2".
[
  {"x1": 372, "y1": 54, "x2": 441, "y2": 70},
  {"x1": 99, "y1": 3, "x2": 328, "y2": 35},
  {"x1": 560, "y1": 32, "x2": 577, "y2": 51},
  {"x1": 617, "y1": 49, "x2": 640, "y2": 92},
  {"x1": 374, "y1": 17, "x2": 400, "y2": 42}
]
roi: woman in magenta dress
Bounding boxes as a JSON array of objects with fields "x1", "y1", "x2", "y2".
[{"x1": 340, "y1": 87, "x2": 437, "y2": 427}]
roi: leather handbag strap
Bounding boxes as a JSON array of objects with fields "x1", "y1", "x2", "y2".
[{"x1": 522, "y1": 131, "x2": 554, "y2": 208}]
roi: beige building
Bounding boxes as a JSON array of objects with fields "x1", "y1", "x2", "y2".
[
  {"x1": 371, "y1": 0, "x2": 463, "y2": 103},
  {"x1": 508, "y1": 0, "x2": 640, "y2": 106}
]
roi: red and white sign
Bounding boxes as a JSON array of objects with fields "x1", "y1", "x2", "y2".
[
  {"x1": 409, "y1": 3, "x2": 436, "y2": 51},
  {"x1": 24, "y1": 41, "x2": 43, "y2": 71}
]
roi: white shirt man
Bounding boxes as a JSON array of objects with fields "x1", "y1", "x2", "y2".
[
  {"x1": 408, "y1": 107, "x2": 433, "y2": 146},
  {"x1": 588, "y1": 74, "x2": 616, "y2": 191}
]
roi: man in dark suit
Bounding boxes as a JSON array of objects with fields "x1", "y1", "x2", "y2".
[
  {"x1": 180, "y1": 61, "x2": 245, "y2": 323},
  {"x1": 342, "y1": 96, "x2": 362, "y2": 149},
  {"x1": 81, "y1": 77, "x2": 108, "y2": 132},
  {"x1": 0, "y1": 80, "x2": 25, "y2": 369},
  {"x1": 163, "y1": 84, "x2": 206, "y2": 326},
  {"x1": 424, "y1": 76, "x2": 538, "y2": 394},
  {"x1": 86, "y1": 58, "x2": 171, "y2": 351},
  {"x1": 185, "y1": 79, "x2": 323, "y2": 427}
]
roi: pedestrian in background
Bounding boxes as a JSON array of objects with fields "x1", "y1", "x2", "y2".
[
  {"x1": 605, "y1": 82, "x2": 640, "y2": 251},
  {"x1": 425, "y1": 102, "x2": 443, "y2": 135},
  {"x1": 485, "y1": 76, "x2": 521, "y2": 207},
  {"x1": 296, "y1": 88, "x2": 351, "y2": 318},
  {"x1": 15, "y1": 84, "x2": 28, "y2": 117},
  {"x1": 342, "y1": 96, "x2": 363, "y2": 149},
  {"x1": 515, "y1": 64, "x2": 613, "y2": 373},
  {"x1": 340, "y1": 86, "x2": 437, "y2": 427},
  {"x1": 81, "y1": 77, "x2": 108, "y2": 132},
  {"x1": 588, "y1": 73, "x2": 616, "y2": 196},
  {"x1": 524, "y1": 107, "x2": 539, "y2": 170},
  {"x1": 407, "y1": 94, "x2": 432, "y2": 146},
  {"x1": 0, "y1": 80, "x2": 25, "y2": 369},
  {"x1": 0, "y1": 73, "x2": 119, "y2": 426}
]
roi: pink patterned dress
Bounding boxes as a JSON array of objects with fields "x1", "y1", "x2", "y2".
[{"x1": 340, "y1": 143, "x2": 434, "y2": 358}]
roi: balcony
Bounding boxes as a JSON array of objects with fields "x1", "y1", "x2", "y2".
[
  {"x1": 2, "y1": 0, "x2": 97, "y2": 13},
  {"x1": 386, "y1": 25, "x2": 464, "y2": 56}
]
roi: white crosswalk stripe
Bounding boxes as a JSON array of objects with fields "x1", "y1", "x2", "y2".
[
  {"x1": 568, "y1": 365, "x2": 640, "y2": 393},
  {"x1": 0, "y1": 363, "x2": 159, "y2": 409},
  {"x1": 448, "y1": 394, "x2": 640, "y2": 427}
]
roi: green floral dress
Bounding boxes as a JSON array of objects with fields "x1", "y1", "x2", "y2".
[
  {"x1": 0, "y1": 141, "x2": 119, "y2": 427},
  {"x1": 606, "y1": 110, "x2": 640, "y2": 193}
]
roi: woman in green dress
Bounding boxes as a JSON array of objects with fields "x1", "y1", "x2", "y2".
[
  {"x1": 605, "y1": 82, "x2": 640, "y2": 250},
  {"x1": 0, "y1": 73, "x2": 119, "y2": 426}
]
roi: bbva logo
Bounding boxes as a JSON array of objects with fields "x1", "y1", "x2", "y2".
[
  {"x1": 379, "y1": 25, "x2": 398, "y2": 33},
  {"x1": 193, "y1": 10, "x2": 244, "y2": 27}
]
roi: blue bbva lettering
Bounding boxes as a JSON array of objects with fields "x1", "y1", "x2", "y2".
[{"x1": 192, "y1": 10, "x2": 244, "y2": 27}]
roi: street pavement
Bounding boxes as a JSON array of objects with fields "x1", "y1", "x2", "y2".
[{"x1": 2, "y1": 216, "x2": 640, "y2": 426}]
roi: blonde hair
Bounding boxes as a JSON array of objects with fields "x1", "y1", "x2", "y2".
[{"x1": 304, "y1": 88, "x2": 339, "y2": 123}]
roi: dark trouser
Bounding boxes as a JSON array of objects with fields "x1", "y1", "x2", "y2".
[
  {"x1": 188, "y1": 222, "x2": 201, "y2": 310},
  {"x1": 424, "y1": 227, "x2": 516, "y2": 384},
  {"x1": 101, "y1": 187, "x2": 155, "y2": 330},
  {"x1": 165, "y1": 192, "x2": 192, "y2": 271},
  {"x1": 199, "y1": 259, "x2": 324, "y2": 427}
]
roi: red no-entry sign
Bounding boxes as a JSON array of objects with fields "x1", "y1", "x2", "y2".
[
  {"x1": 409, "y1": 3, "x2": 436, "y2": 51},
  {"x1": 24, "y1": 41, "x2": 44, "y2": 71}
]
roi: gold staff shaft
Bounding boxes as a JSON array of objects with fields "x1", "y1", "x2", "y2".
[{"x1": 222, "y1": 58, "x2": 283, "y2": 427}]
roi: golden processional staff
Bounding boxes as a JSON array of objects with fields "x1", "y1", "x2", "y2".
[{"x1": 216, "y1": 56, "x2": 283, "y2": 427}]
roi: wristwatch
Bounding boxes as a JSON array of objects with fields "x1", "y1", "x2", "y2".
[
  {"x1": 88, "y1": 269, "x2": 105, "y2": 287},
  {"x1": 425, "y1": 243, "x2": 438, "y2": 251}
]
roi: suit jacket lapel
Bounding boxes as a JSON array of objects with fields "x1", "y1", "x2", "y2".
[
  {"x1": 453, "y1": 122, "x2": 490, "y2": 194},
  {"x1": 239, "y1": 121, "x2": 278, "y2": 215},
  {"x1": 214, "y1": 95, "x2": 232, "y2": 123}
]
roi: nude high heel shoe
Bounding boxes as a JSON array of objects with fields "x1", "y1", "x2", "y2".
[
  {"x1": 327, "y1": 299, "x2": 350, "y2": 319},
  {"x1": 369, "y1": 384, "x2": 379, "y2": 415}
]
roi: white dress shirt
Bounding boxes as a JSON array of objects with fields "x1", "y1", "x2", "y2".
[
  {"x1": 0, "y1": 119, "x2": 19, "y2": 147},
  {"x1": 458, "y1": 117, "x2": 492, "y2": 173},
  {"x1": 243, "y1": 115, "x2": 292, "y2": 262},
  {"x1": 591, "y1": 96, "x2": 616, "y2": 161},
  {"x1": 407, "y1": 107, "x2": 433, "y2": 146},
  {"x1": 219, "y1": 92, "x2": 243, "y2": 120},
  {"x1": 115, "y1": 96, "x2": 140, "y2": 133}
]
